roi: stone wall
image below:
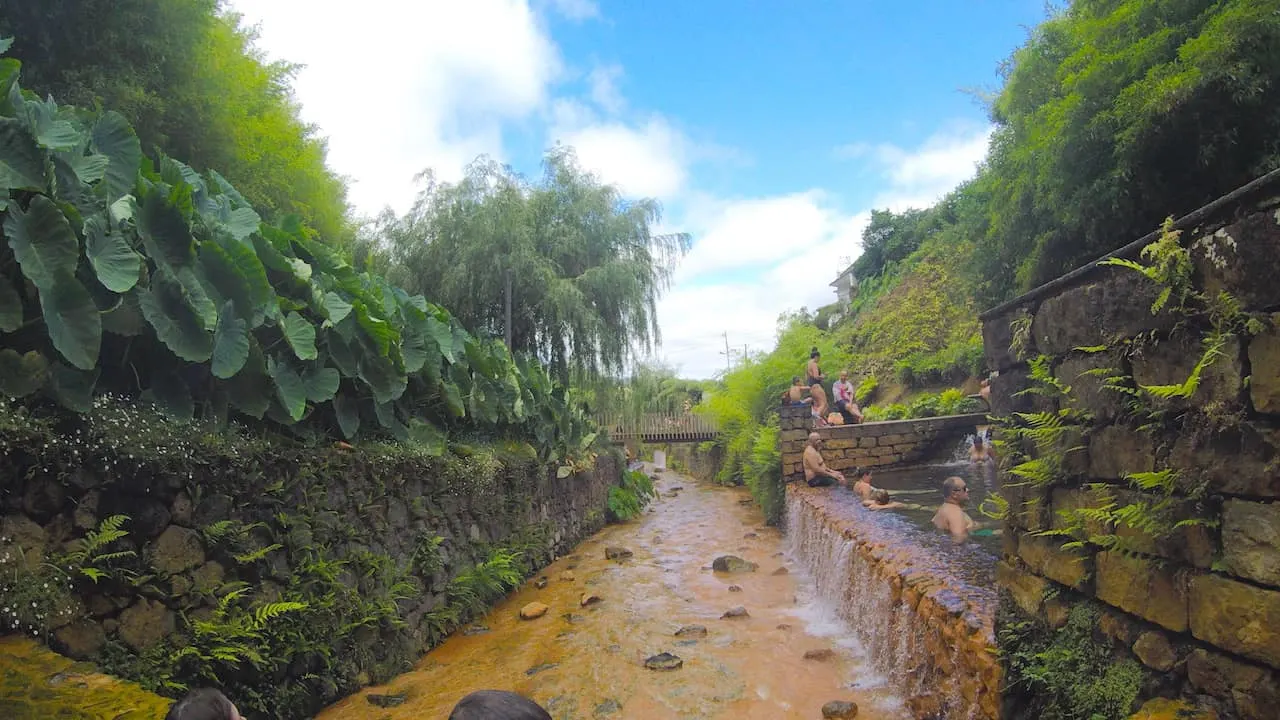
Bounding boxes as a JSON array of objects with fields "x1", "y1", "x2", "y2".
[
  {"x1": 644, "y1": 441, "x2": 723, "y2": 481},
  {"x1": 0, "y1": 410, "x2": 615, "y2": 719},
  {"x1": 981, "y1": 176, "x2": 1280, "y2": 719},
  {"x1": 778, "y1": 404, "x2": 986, "y2": 484}
]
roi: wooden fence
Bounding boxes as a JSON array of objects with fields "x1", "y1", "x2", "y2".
[{"x1": 595, "y1": 413, "x2": 720, "y2": 443}]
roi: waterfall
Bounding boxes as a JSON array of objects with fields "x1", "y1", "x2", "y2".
[{"x1": 784, "y1": 488, "x2": 1000, "y2": 720}]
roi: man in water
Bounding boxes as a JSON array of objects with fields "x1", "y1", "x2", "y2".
[
  {"x1": 780, "y1": 376, "x2": 811, "y2": 406},
  {"x1": 850, "y1": 468, "x2": 875, "y2": 501},
  {"x1": 831, "y1": 370, "x2": 863, "y2": 424},
  {"x1": 969, "y1": 435, "x2": 994, "y2": 464},
  {"x1": 932, "y1": 476, "x2": 975, "y2": 543},
  {"x1": 802, "y1": 431, "x2": 845, "y2": 488}
]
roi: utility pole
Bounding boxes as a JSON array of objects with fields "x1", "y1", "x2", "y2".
[
  {"x1": 742, "y1": 344, "x2": 749, "y2": 364},
  {"x1": 503, "y1": 268, "x2": 513, "y2": 351},
  {"x1": 720, "y1": 332, "x2": 731, "y2": 373}
]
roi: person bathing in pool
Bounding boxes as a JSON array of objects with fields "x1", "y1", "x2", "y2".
[{"x1": 850, "y1": 468, "x2": 875, "y2": 501}]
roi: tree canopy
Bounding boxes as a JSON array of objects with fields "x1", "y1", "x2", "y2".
[
  {"x1": 369, "y1": 148, "x2": 690, "y2": 381},
  {"x1": 0, "y1": 0, "x2": 353, "y2": 246}
]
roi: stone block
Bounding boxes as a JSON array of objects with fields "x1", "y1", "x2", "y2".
[
  {"x1": 1095, "y1": 551, "x2": 1189, "y2": 632},
  {"x1": 990, "y1": 366, "x2": 1052, "y2": 417},
  {"x1": 1222, "y1": 499, "x2": 1280, "y2": 587},
  {"x1": 117, "y1": 598, "x2": 175, "y2": 651},
  {"x1": 1248, "y1": 315, "x2": 1280, "y2": 415},
  {"x1": 895, "y1": 443, "x2": 919, "y2": 456},
  {"x1": 983, "y1": 309, "x2": 1032, "y2": 372},
  {"x1": 858, "y1": 437, "x2": 878, "y2": 448},
  {"x1": 997, "y1": 560, "x2": 1049, "y2": 617},
  {"x1": 146, "y1": 526, "x2": 206, "y2": 575},
  {"x1": 1131, "y1": 330, "x2": 1243, "y2": 407},
  {"x1": 1088, "y1": 424, "x2": 1156, "y2": 480},
  {"x1": 825, "y1": 438, "x2": 854, "y2": 450},
  {"x1": 1056, "y1": 348, "x2": 1129, "y2": 423},
  {"x1": 828, "y1": 457, "x2": 856, "y2": 471},
  {"x1": 1031, "y1": 266, "x2": 1175, "y2": 355},
  {"x1": 1190, "y1": 573, "x2": 1280, "y2": 668},
  {"x1": 882, "y1": 434, "x2": 906, "y2": 445},
  {"x1": 1018, "y1": 535, "x2": 1091, "y2": 589},
  {"x1": 1110, "y1": 489, "x2": 1215, "y2": 570},
  {"x1": 781, "y1": 428, "x2": 808, "y2": 442},
  {"x1": 781, "y1": 452, "x2": 803, "y2": 469},
  {"x1": 1131, "y1": 630, "x2": 1178, "y2": 672},
  {"x1": 1050, "y1": 486, "x2": 1113, "y2": 539},
  {"x1": 1005, "y1": 482, "x2": 1050, "y2": 532},
  {"x1": 1187, "y1": 647, "x2": 1280, "y2": 720},
  {"x1": 882, "y1": 455, "x2": 901, "y2": 465},
  {"x1": 1171, "y1": 422, "x2": 1280, "y2": 498},
  {"x1": 1196, "y1": 209, "x2": 1280, "y2": 311},
  {"x1": 870, "y1": 446, "x2": 894, "y2": 457}
]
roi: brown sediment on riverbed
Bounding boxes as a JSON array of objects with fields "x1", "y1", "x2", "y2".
[
  {"x1": 786, "y1": 484, "x2": 1000, "y2": 719},
  {"x1": 318, "y1": 470, "x2": 908, "y2": 720}
]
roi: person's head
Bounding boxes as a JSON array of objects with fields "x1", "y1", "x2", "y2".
[
  {"x1": 854, "y1": 468, "x2": 872, "y2": 483},
  {"x1": 449, "y1": 690, "x2": 552, "y2": 720},
  {"x1": 810, "y1": 347, "x2": 820, "y2": 359},
  {"x1": 807, "y1": 431, "x2": 822, "y2": 448},
  {"x1": 839, "y1": 370, "x2": 849, "y2": 382},
  {"x1": 873, "y1": 490, "x2": 891, "y2": 505},
  {"x1": 942, "y1": 476, "x2": 969, "y2": 504},
  {"x1": 165, "y1": 689, "x2": 241, "y2": 720},
  {"x1": 973, "y1": 435, "x2": 984, "y2": 449},
  {"x1": 792, "y1": 376, "x2": 802, "y2": 386}
]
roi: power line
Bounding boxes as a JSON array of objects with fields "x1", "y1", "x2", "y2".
[{"x1": 720, "y1": 331, "x2": 731, "y2": 373}]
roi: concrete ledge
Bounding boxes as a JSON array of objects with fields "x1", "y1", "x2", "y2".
[{"x1": 779, "y1": 412, "x2": 988, "y2": 482}]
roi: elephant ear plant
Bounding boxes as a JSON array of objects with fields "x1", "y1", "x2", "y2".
[{"x1": 0, "y1": 36, "x2": 594, "y2": 459}]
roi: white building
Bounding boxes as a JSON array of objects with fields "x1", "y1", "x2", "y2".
[{"x1": 829, "y1": 263, "x2": 859, "y2": 305}]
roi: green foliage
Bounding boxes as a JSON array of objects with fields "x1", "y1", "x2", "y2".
[
  {"x1": 365, "y1": 149, "x2": 690, "y2": 381},
  {"x1": 1000, "y1": 602, "x2": 1145, "y2": 720},
  {"x1": 854, "y1": 375, "x2": 879, "y2": 404},
  {"x1": 0, "y1": 46, "x2": 593, "y2": 462},
  {"x1": 445, "y1": 549, "x2": 525, "y2": 620},
  {"x1": 607, "y1": 468, "x2": 656, "y2": 522},
  {"x1": 0, "y1": 0, "x2": 352, "y2": 246},
  {"x1": 862, "y1": 387, "x2": 982, "y2": 421},
  {"x1": 973, "y1": 0, "x2": 1280, "y2": 303}
]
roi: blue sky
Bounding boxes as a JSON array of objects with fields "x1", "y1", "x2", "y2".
[{"x1": 231, "y1": 0, "x2": 1048, "y2": 378}]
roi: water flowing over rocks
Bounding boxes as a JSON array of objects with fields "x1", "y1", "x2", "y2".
[
  {"x1": 644, "y1": 652, "x2": 684, "y2": 671},
  {"x1": 711, "y1": 555, "x2": 757, "y2": 572},
  {"x1": 822, "y1": 699, "x2": 859, "y2": 718}
]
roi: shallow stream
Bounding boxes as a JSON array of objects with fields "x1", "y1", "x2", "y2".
[{"x1": 317, "y1": 466, "x2": 909, "y2": 720}]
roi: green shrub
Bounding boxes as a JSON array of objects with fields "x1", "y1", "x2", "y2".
[
  {"x1": 607, "y1": 468, "x2": 656, "y2": 522},
  {"x1": 854, "y1": 375, "x2": 879, "y2": 404}
]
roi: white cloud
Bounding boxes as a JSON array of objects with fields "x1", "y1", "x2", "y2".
[
  {"x1": 587, "y1": 64, "x2": 626, "y2": 114},
  {"x1": 548, "y1": 100, "x2": 689, "y2": 200},
  {"x1": 541, "y1": 0, "x2": 599, "y2": 21},
  {"x1": 228, "y1": 0, "x2": 562, "y2": 215},
  {"x1": 660, "y1": 125, "x2": 992, "y2": 378},
  {"x1": 838, "y1": 123, "x2": 993, "y2": 210}
]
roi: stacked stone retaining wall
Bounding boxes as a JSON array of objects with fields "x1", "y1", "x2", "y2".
[
  {"x1": 779, "y1": 404, "x2": 986, "y2": 484},
  {"x1": 981, "y1": 174, "x2": 1280, "y2": 719}
]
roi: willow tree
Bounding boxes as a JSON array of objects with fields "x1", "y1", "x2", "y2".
[{"x1": 372, "y1": 147, "x2": 689, "y2": 381}]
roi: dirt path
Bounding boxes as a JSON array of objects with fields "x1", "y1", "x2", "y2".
[{"x1": 318, "y1": 467, "x2": 905, "y2": 720}]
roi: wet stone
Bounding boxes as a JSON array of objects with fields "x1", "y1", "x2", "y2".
[
  {"x1": 525, "y1": 663, "x2": 558, "y2": 677},
  {"x1": 728, "y1": 585, "x2": 743, "y2": 593},
  {"x1": 644, "y1": 652, "x2": 683, "y2": 671},
  {"x1": 744, "y1": 532, "x2": 759, "y2": 538},
  {"x1": 804, "y1": 648, "x2": 836, "y2": 662},
  {"x1": 777, "y1": 623, "x2": 792, "y2": 631},
  {"x1": 580, "y1": 593, "x2": 603, "y2": 607},
  {"x1": 519, "y1": 602, "x2": 549, "y2": 620},
  {"x1": 675, "y1": 624, "x2": 708, "y2": 637},
  {"x1": 462, "y1": 625, "x2": 490, "y2": 636},
  {"x1": 560, "y1": 571, "x2": 576, "y2": 581},
  {"x1": 772, "y1": 567, "x2": 790, "y2": 576},
  {"x1": 605, "y1": 547, "x2": 633, "y2": 560},
  {"x1": 594, "y1": 698, "x2": 621, "y2": 717},
  {"x1": 675, "y1": 639, "x2": 699, "y2": 647},
  {"x1": 712, "y1": 555, "x2": 758, "y2": 573},
  {"x1": 822, "y1": 700, "x2": 859, "y2": 718},
  {"x1": 366, "y1": 693, "x2": 406, "y2": 708},
  {"x1": 535, "y1": 577, "x2": 549, "y2": 589},
  {"x1": 562, "y1": 613, "x2": 585, "y2": 624},
  {"x1": 721, "y1": 606, "x2": 749, "y2": 619}
]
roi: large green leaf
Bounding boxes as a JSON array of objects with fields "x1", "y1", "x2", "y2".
[
  {"x1": 303, "y1": 366, "x2": 340, "y2": 403},
  {"x1": 0, "y1": 118, "x2": 43, "y2": 191},
  {"x1": 5, "y1": 195, "x2": 80, "y2": 289},
  {"x1": 268, "y1": 356, "x2": 307, "y2": 421},
  {"x1": 212, "y1": 302, "x2": 249, "y2": 379},
  {"x1": 373, "y1": 400, "x2": 408, "y2": 440},
  {"x1": 401, "y1": 320, "x2": 433, "y2": 374},
  {"x1": 0, "y1": 349, "x2": 48, "y2": 397},
  {"x1": 358, "y1": 353, "x2": 407, "y2": 405},
  {"x1": 441, "y1": 377, "x2": 466, "y2": 418},
  {"x1": 332, "y1": 392, "x2": 360, "y2": 439},
  {"x1": 139, "y1": 270, "x2": 214, "y2": 362},
  {"x1": 197, "y1": 237, "x2": 271, "y2": 327},
  {"x1": 48, "y1": 362, "x2": 98, "y2": 413},
  {"x1": 21, "y1": 96, "x2": 81, "y2": 151},
  {"x1": 323, "y1": 291, "x2": 352, "y2": 324},
  {"x1": 91, "y1": 111, "x2": 141, "y2": 202},
  {"x1": 225, "y1": 341, "x2": 270, "y2": 418},
  {"x1": 149, "y1": 371, "x2": 193, "y2": 422},
  {"x1": 282, "y1": 312, "x2": 318, "y2": 361},
  {"x1": 56, "y1": 146, "x2": 108, "y2": 186},
  {"x1": 137, "y1": 182, "x2": 195, "y2": 270},
  {"x1": 425, "y1": 316, "x2": 454, "y2": 363},
  {"x1": 40, "y1": 271, "x2": 101, "y2": 370},
  {"x1": 84, "y1": 214, "x2": 141, "y2": 292},
  {"x1": 0, "y1": 274, "x2": 22, "y2": 331},
  {"x1": 325, "y1": 330, "x2": 359, "y2": 376}
]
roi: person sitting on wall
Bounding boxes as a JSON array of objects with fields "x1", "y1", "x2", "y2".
[
  {"x1": 780, "y1": 376, "x2": 812, "y2": 406},
  {"x1": 803, "y1": 431, "x2": 845, "y2": 488},
  {"x1": 806, "y1": 348, "x2": 825, "y2": 387},
  {"x1": 165, "y1": 688, "x2": 243, "y2": 720},
  {"x1": 449, "y1": 690, "x2": 552, "y2": 719},
  {"x1": 809, "y1": 383, "x2": 831, "y2": 427},
  {"x1": 831, "y1": 370, "x2": 864, "y2": 424},
  {"x1": 932, "y1": 476, "x2": 975, "y2": 543},
  {"x1": 850, "y1": 468, "x2": 875, "y2": 501}
]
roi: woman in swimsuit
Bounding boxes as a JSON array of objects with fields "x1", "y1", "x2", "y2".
[{"x1": 806, "y1": 348, "x2": 823, "y2": 387}]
